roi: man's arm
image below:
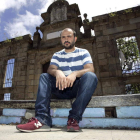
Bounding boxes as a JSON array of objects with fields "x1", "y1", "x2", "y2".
[
  {"x1": 66, "y1": 63, "x2": 94, "y2": 87},
  {"x1": 74, "y1": 63, "x2": 94, "y2": 78},
  {"x1": 47, "y1": 64, "x2": 58, "y2": 77}
]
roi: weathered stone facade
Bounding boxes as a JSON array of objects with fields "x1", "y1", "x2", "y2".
[
  {"x1": 91, "y1": 6, "x2": 140, "y2": 96},
  {"x1": 0, "y1": 1, "x2": 140, "y2": 100}
]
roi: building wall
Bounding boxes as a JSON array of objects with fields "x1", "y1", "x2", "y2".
[
  {"x1": 91, "y1": 6, "x2": 140, "y2": 95},
  {"x1": 0, "y1": 35, "x2": 32, "y2": 100},
  {"x1": 0, "y1": 5, "x2": 140, "y2": 100}
]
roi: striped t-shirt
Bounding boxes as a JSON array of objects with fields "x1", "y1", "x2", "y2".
[{"x1": 50, "y1": 47, "x2": 93, "y2": 76}]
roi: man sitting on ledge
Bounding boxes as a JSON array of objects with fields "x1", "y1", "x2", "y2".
[{"x1": 16, "y1": 28, "x2": 98, "y2": 132}]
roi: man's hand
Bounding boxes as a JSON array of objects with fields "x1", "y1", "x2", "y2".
[
  {"x1": 66, "y1": 72, "x2": 77, "y2": 88},
  {"x1": 56, "y1": 71, "x2": 77, "y2": 90},
  {"x1": 56, "y1": 70, "x2": 67, "y2": 90}
]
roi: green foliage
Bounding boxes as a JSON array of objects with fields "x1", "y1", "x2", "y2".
[
  {"x1": 109, "y1": 8, "x2": 132, "y2": 17},
  {"x1": 124, "y1": 8, "x2": 132, "y2": 13},
  {"x1": 126, "y1": 83, "x2": 140, "y2": 94},
  {"x1": 117, "y1": 37, "x2": 139, "y2": 62},
  {"x1": 131, "y1": 83, "x2": 140, "y2": 94},
  {"x1": 4, "y1": 39, "x2": 11, "y2": 43},
  {"x1": 109, "y1": 12, "x2": 117, "y2": 17},
  {"x1": 15, "y1": 36, "x2": 23, "y2": 41}
]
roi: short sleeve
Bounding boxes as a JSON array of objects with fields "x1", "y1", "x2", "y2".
[
  {"x1": 82, "y1": 50, "x2": 93, "y2": 66},
  {"x1": 50, "y1": 53, "x2": 59, "y2": 67}
]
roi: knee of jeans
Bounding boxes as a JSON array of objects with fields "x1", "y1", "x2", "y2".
[
  {"x1": 83, "y1": 72, "x2": 98, "y2": 83},
  {"x1": 40, "y1": 73, "x2": 50, "y2": 80}
]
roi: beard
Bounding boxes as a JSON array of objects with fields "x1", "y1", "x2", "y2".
[{"x1": 62, "y1": 40, "x2": 75, "y2": 50}]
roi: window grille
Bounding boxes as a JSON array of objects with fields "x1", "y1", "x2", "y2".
[
  {"x1": 3, "y1": 59, "x2": 15, "y2": 88},
  {"x1": 4, "y1": 93, "x2": 11, "y2": 101}
]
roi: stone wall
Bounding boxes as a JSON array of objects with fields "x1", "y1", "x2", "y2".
[
  {"x1": 0, "y1": 35, "x2": 32, "y2": 100},
  {"x1": 0, "y1": 4, "x2": 140, "y2": 100},
  {"x1": 91, "y1": 6, "x2": 140, "y2": 95}
]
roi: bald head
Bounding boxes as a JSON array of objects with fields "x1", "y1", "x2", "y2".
[{"x1": 61, "y1": 28, "x2": 76, "y2": 37}]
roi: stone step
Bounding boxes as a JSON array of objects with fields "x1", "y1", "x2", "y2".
[
  {"x1": 3, "y1": 109, "x2": 26, "y2": 117},
  {"x1": 116, "y1": 106, "x2": 140, "y2": 118},
  {"x1": 52, "y1": 118, "x2": 140, "y2": 129},
  {"x1": 51, "y1": 108, "x2": 105, "y2": 118},
  {"x1": 0, "y1": 94, "x2": 140, "y2": 109},
  {"x1": 2, "y1": 108, "x2": 105, "y2": 118},
  {"x1": 0, "y1": 115, "x2": 140, "y2": 129},
  {"x1": 0, "y1": 116, "x2": 21, "y2": 124}
]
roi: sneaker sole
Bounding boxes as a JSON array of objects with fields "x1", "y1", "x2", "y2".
[
  {"x1": 16, "y1": 126, "x2": 51, "y2": 133},
  {"x1": 67, "y1": 127, "x2": 79, "y2": 132}
]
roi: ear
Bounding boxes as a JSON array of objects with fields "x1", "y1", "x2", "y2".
[{"x1": 75, "y1": 36, "x2": 77, "y2": 42}]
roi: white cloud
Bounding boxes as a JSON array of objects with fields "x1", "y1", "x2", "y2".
[
  {"x1": 0, "y1": 0, "x2": 27, "y2": 13},
  {"x1": 4, "y1": 10, "x2": 42, "y2": 38},
  {"x1": 0, "y1": 0, "x2": 41, "y2": 13},
  {"x1": 38, "y1": 0, "x2": 52, "y2": 15},
  {"x1": 15, "y1": 11, "x2": 42, "y2": 27},
  {"x1": 2, "y1": 0, "x2": 52, "y2": 39},
  {"x1": 2, "y1": 0, "x2": 140, "y2": 40},
  {"x1": 4, "y1": 22, "x2": 31, "y2": 38}
]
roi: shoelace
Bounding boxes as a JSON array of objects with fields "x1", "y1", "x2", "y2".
[
  {"x1": 71, "y1": 119, "x2": 76, "y2": 124},
  {"x1": 67, "y1": 118, "x2": 77, "y2": 125},
  {"x1": 28, "y1": 117, "x2": 37, "y2": 123}
]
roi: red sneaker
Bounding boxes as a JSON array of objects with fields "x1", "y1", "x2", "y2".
[
  {"x1": 16, "y1": 117, "x2": 51, "y2": 132},
  {"x1": 67, "y1": 118, "x2": 80, "y2": 132}
]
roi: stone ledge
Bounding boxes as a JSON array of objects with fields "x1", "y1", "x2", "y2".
[
  {"x1": 0, "y1": 94, "x2": 140, "y2": 108},
  {"x1": 88, "y1": 94, "x2": 140, "y2": 107},
  {"x1": 0, "y1": 99, "x2": 72, "y2": 109},
  {"x1": 52, "y1": 118, "x2": 140, "y2": 129}
]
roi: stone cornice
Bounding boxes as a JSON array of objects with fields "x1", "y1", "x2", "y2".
[{"x1": 0, "y1": 35, "x2": 33, "y2": 48}]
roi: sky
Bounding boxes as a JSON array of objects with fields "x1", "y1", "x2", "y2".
[{"x1": 0, "y1": 0, "x2": 140, "y2": 42}]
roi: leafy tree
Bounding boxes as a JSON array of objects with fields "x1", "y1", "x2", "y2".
[
  {"x1": 117, "y1": 37, "x2": 140, "y2": 94},
  {"x1": 116, "y1": 37, "x2": 139, "y2": 70}
]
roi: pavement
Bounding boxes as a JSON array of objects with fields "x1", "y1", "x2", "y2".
[{"x1": 0, "y1": 125, "x2": 140, "y2": 140}]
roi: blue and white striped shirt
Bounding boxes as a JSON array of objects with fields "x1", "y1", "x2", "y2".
[{"x1": 50, "y1": 47, "x2": 93, "y2": 76}]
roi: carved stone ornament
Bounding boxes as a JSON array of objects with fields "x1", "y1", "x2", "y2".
[{"x1": 50, "y1": 5, "x2": 67, "y2": 24}]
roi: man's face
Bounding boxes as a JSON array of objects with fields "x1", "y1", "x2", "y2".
[{"x1": 61, "y1": 29, "x2": 77, "y2": 50}]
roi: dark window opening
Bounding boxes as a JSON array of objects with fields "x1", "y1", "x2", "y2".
[
  {"x1": 105, "y1": 107, "x2": 117, "y2": 118},
  {"x1": 42, "y1": 61, "x2": 50, "y2": 73}
]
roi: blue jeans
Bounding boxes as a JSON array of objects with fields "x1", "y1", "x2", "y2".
[{"x1": 35, "y1": 72, "x2": 98, "y2": 126}]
